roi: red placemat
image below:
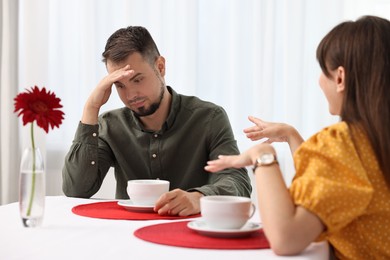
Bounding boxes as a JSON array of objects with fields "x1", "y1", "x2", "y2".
[
  {"x1": 134, "y1": 221, "x2": 270, "y2": 249},
  {"x1": 72, "y1": 201, "x2": 200, "y2": 220}
]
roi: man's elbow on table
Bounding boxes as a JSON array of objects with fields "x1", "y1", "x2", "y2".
[{"x1": 62, "y1": 178, "x2": 96, "y2": 199}]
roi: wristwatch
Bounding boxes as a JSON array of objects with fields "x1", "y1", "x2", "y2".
[{"x1": 252, "y1": 153, "x2": 278, "y2": 172}]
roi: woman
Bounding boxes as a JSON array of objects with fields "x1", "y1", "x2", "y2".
[{"x1": 205, "y1": 15, "x2": 390, "y2": 259}]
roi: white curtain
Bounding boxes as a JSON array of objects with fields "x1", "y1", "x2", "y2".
[
  {"x1": 0, "y1": 0, "x2": 19, "y2": 205},
  {"x1": 1, "y1": 0, "x2": 389, "y2": 204}
]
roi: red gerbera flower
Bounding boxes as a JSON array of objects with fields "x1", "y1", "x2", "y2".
[{"x1": 14, "y1": 86, "x2": 65, "y2": 133}]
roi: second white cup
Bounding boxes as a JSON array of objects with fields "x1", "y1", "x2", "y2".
[{"x1": 200, "y1": 195, "x2": 255, "y2": 229}]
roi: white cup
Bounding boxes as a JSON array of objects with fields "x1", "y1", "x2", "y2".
[
  {"x1": 200, "y1": 195, "x2": 256, "y2": 229},
  {"x1": 127, "y1": 179, "x2": 170, "y2": 206}
]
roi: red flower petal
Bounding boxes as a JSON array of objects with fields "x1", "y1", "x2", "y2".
[{"x1": 14, "y1": 86, "x2": 65, "y2": 132}]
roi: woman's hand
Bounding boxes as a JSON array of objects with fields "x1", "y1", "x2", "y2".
[
  {"x1": 205, "y1": 143, "x2": 275, "y2": 173},
  {"x1": 244, "y1": 116, "x2": 291, "y2": 142},
  {"x1": 244, "y1": 116, "x2": 304, "y2": 154}
]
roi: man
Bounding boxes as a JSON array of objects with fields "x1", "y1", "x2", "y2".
[{"x1": 62, "y1": 26, "x2": 251, "y2": 216}]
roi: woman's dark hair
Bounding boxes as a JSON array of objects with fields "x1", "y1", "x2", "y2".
[
  {"x1": 316, "y1": 15, "x2": 390, "y2": 187},
  {"x1": 102, "y1": 26, "x2": 160, "y2": 65}
]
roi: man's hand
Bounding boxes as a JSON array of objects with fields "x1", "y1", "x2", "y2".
[
  {"x1": 154, "y1": 189, "x2": 204, "y2": 216},
  {"x1": 81, "y1": 65, "x2": 134, "y2": 125}
]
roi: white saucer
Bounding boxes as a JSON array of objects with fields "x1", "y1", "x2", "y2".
[
  {"x1": 117, "y1": 200, "x2": 155, "y2": 213},
  {"x1": 187, "y1": 220, "x2": 262, "y2": 238}
]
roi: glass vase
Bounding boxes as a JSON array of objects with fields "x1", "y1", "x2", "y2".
[{"x1": 19, "y1": 147, "x2": 45, "y2": 227}]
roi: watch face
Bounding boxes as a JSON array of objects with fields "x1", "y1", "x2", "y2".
[{"x1": 260, "y1": 153, "x2": 275, "y2": 164}]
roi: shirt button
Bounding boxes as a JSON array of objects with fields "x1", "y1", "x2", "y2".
[
  {"x1": 152, "y1": 154, "x2": 157, "y2": 158},
  {"x1": 92, "y1": 133, "x2": 97, "y2": 137},
  {"x1": 91, "y1": 161, "x2": 95, "y2": 165},
  {"x1": 154, "y1": 134, "x2": 158, "y2": 138}
]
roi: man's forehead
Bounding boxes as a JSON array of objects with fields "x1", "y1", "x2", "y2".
[{"x1": 106, "y1": 52, "x2": 147, "y2": 72}]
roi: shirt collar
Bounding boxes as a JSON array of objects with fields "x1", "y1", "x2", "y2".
[{"x1": 165, "y1": 86, "x2": 180, "y2": 130}]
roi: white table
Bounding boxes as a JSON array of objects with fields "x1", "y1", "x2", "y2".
[{"x1": 0, "y1": 196, "x2": 329, "y2": 260}]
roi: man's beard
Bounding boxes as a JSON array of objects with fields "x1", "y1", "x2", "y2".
[{"x1": 132, "y1": 83, "x2": 165, "y2": 117}]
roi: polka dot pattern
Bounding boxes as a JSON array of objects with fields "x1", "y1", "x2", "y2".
[{"x1": 290, "y1": 122, "x2": 390, "y2": 259}]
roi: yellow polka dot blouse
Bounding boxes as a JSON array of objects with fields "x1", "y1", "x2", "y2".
[{"x1": 290, "y1": 122, "x2": 390, "y2": 260}]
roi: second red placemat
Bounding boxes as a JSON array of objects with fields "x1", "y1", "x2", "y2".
[{"x1": 134, "y1": 220, "x2": 270, "y2": 249}]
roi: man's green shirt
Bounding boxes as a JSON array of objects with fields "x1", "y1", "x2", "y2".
[{"x1": 62, "y1": 87, "x2": 251, "y2": 199}]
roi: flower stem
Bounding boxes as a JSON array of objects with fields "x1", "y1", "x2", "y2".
[{"x1": 26, "y1": 123, "x2": 36, "y2": 216}]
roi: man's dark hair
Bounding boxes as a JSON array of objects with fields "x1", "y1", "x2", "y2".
[{"x1": 102, "y1": 26, "x2": 160, "y2": 65}]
